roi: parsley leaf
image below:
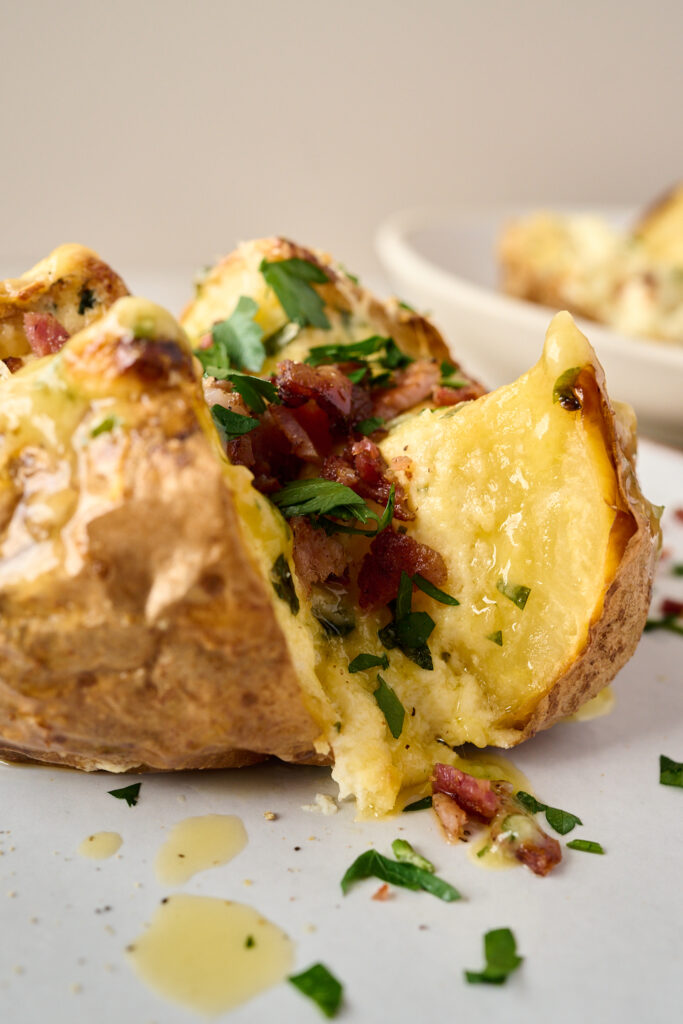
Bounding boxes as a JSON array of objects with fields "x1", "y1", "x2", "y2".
[
  {"x1": 211, "y1": 405, "x2": 260, "y2": 441},
  {"x1": 270, "y1": 555, "x2": 299, "y2": 615},
  {"x1": 567, "y1": 839, "x2": 604, "y2": 854},
  {"x1": 413, "y1": 573, "x2": 459, "y2": 606},
  {"x1": 391, "y1": 838, "x2": 435, "y2": 872},
  {"x1": 260, "y1": 257, "x2": 330, "y2": 330},
  {"x1": 552, "y1": 366, "x2": 583, "y2": 411},
  {"x1": 374, "y1": 674, "x2": 405, "y2": 738},
  {"x1": 496, "y1": 578, "x2": 531, "y2": 610},
  {"x1": 465, "y1": 928, "x2": 523, "y2": 985},
  {"x1": 272, "y1": 478, "x2": 394, "y2": 536},
  {"x1": 78, "y1": 287, "x2": 97, "y2": 315},
  {"x1": 356, "y1": 416, "x2": 384, "y2": 435},
  {"x1": 645, "y1": 617, "x2": 683, "y2": 636},
  {"x1": 672, "y1": 564, "x2": 683, "y2": 576},
  {"x1": 487, "y1": 630, "x2": 503, "y2": 646},
  {"x1": 516, "y1": 791, "x2": 582, "y2": 834},
  {"x1": 91, "y1": 415, "x2": 118, "y2": 438},
  {"x1": 660, "y1": 754, "x2": 683, "y2": 787},
  {"x1": 223, "y1": 372, "x2": 278, "y2": 414},
  {"x1": 108, "y1": 782, "x2": 141, "y2": 807},
  {"x1": 305, "y1": 335, "x2": 387, "y2": 366},
  {"x1": 348, "y1": 652, "x2": 389, "y2": 673},
  {"x1": 289, "y1": 963, "x2": 343, "y2": 1018},
  {"x1": 245, "y1": 935, "x2": 256, "y2": 948},
  {"x1": 403, "y1": 795, "x2": 433, "y2": 812},
  {"x1": 341, "y1": 849, "x2": 460, "y2": 902},
  {"x1": 195, "y1": 296, "x2": 265, "y2": 374}
]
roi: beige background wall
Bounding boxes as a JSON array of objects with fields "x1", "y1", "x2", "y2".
[{"x1": 2, "y1": 0, "x2": 680, "y2": 281}]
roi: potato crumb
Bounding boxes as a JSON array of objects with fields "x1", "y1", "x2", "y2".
[
  {"x1": 70, "y1": 983, "x2": 82, "y2": 994},
  {"x1": 263, "y1": 811, "x2": 277, "y2": 821},
  {"x1": 243, "y1": 879, "x2": 253, "y2": 887},
  {"x1": 301, "y1": 793, "x2": 338, "y2": 816}
]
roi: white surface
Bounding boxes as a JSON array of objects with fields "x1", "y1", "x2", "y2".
[
  {"x1": 376, "y1": 206, "x2": 683, "y2": 447},
  {"x1": 0, "y1": 439, "x2": 682, "y2": 1024},
  {"x1": 1, "y1": 0, "x2": 682, "y2": 281}
]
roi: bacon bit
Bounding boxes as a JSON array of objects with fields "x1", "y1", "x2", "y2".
[
  {"x1": 291, "y1": 517, "x2": 348, "y2": 593},
  {"x1": 270, "y1": 406, "x2": 320, "y2": 463},
  {"x1": 276, "y1": 360, "x2": 353, "y2": 422},
  {"x1": 390, "y1": 456, "x2": 413, "y2": 477},
  {"x1": 3, "y1": 357, "x2": 24, "y2": 373},
  {"x1": 321, "y1": 443, "x2": 412, "y2": 521},
  {"x1": 431, "y1": 381, "x2": 486, "y2": 407},
  {"x1": 432, "y1": 792, "x2": 469, "y2": 842},
  {"x1": 431, "y1": 764, "x2": 500, "y2": 821},
  {"x1": 288, "y1": 400, "x2": 333, "y2": 457},
  {"x1": 23, "y1": 312, "x2": 70, "y2": 356},
  {"x1": 674, "y1": 509, "x2": 683, "y2": 524},
  {"x1": 357, "y1": 529, "x2": 447, "y2": 610},
  {"x1": 372, "y1": 359, "x2": 440, "y2": 420},
  {"x1": 512, "y1": 836, "x2": 562, "y2": 877},
  {"x1": 661, "y1": 598, "x2": 683, "y2": 618},
  {"x1": 372, "y1": 883, "x2": 392, "y2": 901}
]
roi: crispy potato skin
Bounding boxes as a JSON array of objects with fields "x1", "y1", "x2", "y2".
[
  {"x1": 0, "y1": 300, "x2": 321, "y2": 771},
  {"x1": 0, "y1": 243, "x2": 129, "y2": 360}
]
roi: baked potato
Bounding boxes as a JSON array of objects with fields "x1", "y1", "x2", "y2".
[
  {"x1": 0, "y1": 240, "x2": 660, "y2": 817},
  {"x1": 498, "y1": 184, "x2": 683, "y2": 344}
]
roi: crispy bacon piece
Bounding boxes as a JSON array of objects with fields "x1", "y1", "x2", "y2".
[
  {"x1": 291, "y1": 517, "x2": 348, "y2": 593},
  {"x1": 270, "y1": 406, "x2": 319, "y2": 463},
  {"x1": 23, "y1": 312, "x2": 70, "y2": 356},
  {"x1": 431, "y1": 764, "x2": 500, "y2": 821},
  {"x1": 512, "y1": 836, "x2": 562, "y2": 877},
  {"x1": 431, "y1": 380, "x2": 486, "y2": 407},
  {"x1": 321, "y1": 441, "x2": 412, "y2": 521},
  {"x1": 432, "y1": 792, "x2": 469, "y2": 842},
  {"x1": 357, "y1": 529, "x2": 447, "y2": 609},
  {"x1": 372, "y1": 359, "x2": 440, "y2": 421},
  {"x1": 275, "y1": 360, "x2": 353, "y2": 422},
  {"x1": 661, "y1": 598, "x2": 683, "y2": 618}
]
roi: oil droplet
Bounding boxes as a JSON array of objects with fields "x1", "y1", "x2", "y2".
[
  {"x1": 155, "y1": 815, "x2": 247, "y2": 885},
  {"x1": 126, "y1": 894, "x2": 293, "y2": 1015},
  {"x1": 78, "y1": 832, "x2": 122, "y2": 860},
  {"x1": 563, "y1": 685, "x2": 615, "y2": 723}
]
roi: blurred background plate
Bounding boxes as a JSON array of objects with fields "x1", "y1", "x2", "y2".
[{"x1": 376, "y1": 207, "x2": 683, "y2": 447}]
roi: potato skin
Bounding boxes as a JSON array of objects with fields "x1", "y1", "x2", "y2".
[{"x1": 0, "y1": 299, "x2": 322, "y2": 771}]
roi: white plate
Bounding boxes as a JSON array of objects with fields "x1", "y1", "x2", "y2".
[
  {"x1": 375, "y1": 207, "x2": 683, "y2": 447},
  {"x1": 1, "y1": 438, "x2": 682, "y2": 1024}
]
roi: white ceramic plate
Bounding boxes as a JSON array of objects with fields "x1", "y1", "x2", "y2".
[
  {"x1": 1, "y1": 440, "x2": 682, "y2": 1024},
  {"x1": 375, "y1": 207, "x2": 683, "y2": 447}
]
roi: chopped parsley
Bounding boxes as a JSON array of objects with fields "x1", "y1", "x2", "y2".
[
  {"x1": 108, "y1": 782, "x2": 141, "y2": 807},
  {"x1": 373, "y1": 674, "x2": 405, "y2": 739},
  {"x1": 245, "y1": 935, "x2": 256, "y2": 948},
  {"x1": 403, "y1": 795, "x2": 433, "y2": 812},
  {"x1": 222, "y1": 372, "x2": 278, "y2": 414},
  {"x1": 378, "y1": 572, "x2": 441, "y2": 671},
  {"x1": 91, "y1": 415, "x2": 118, "y2": 438},
  {"x1": 439, "y1": 361, "x2": 469, "y2": 389},
  {"x1": 348, "y1": 652, "x2": 389, "y2": 673},
  {"x1": 305, "y1": 334, "x2": 412, "y2": 382},
  {"x1": 271, "y1": 478, "x2": 394, "y2": 536},
  {"x1": 78, "y1": 287, "x2": 97, "y2": 315},
  {"x1": 553, "y1": 366, "x2": 583, "y2": 411},
  {"x1": 270, "y1": 555, "x2": 299, "y2": 615},
  {"x1": 196, "y1": 296, "x2": 265, "y2": 374},
  {"x1": 289, "y1": 963, "x2": 343, "y2": 1018},
  {"x1": 260, "y1": 257, "x2": 330, "y2": 330},
  {"x1": 391, "y1": 838, "x2": 435, "y2": 873},
  {"x1": 305, "y1": 335, "x2": 388, "y2": 366},
  {"x1": 356, "y1": 416, "x2": 384, "y2": 435},
  {"x1": 465, "y1": 928, "x2": 523, "y2": 985},
  {"x1": 312, "y1": 607, "x2": 356, "y2": 637},
  {"x1": 496, "y1": 578, "x2": 531, "y2": 610},
  {"x1": 210, "y1": 405, "x2": 260, "y2": 441},
  {"x1": 398, "y1": 299, "x2": 416, "y2": 313},
  {"x1": 644, "y1": 617, "x2": 683, "y2": 636},
  {"x1": 412, "y1": 574, "x2": 459, "y2": 606},
  {"x1": 566, "y1": 839, "x2": 604, "y2": 854},
  {"x1": 515, "y1": 791, "x2": 582, "y2": 835},
  {"x1": 341, "y1": 849, "x2": 460, "y2": 902},
  {"x1": 672, "y1": 564, "x2": 683, "y2": 576},
  {"x1": 660, "y1": 754, "x2": 683, "y2": 788},
  {"x1": 487, "y1": 630, "x2": 503, "y2": 646}
]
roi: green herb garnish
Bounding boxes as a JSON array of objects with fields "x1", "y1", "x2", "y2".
[
  {"x1": 356, "y1": 416, "x2": 384, "y2": 435},
  {"x1": 552, "y1": 366, "x2": 582, "y2": 410},
  {"x1": 108, "y1": 782, "x2": 141, "y2": 807},
  {"x1": 487, "y1": 630, "x2": 503, "y2": 646},
  {"x1": 262, "y1": 321, "x2": 300, "y2": 357},
  {"x1": 196, "y1": 296, "x2": 265, "y2": 374},
  {"x1": 341, "y1": 849, "x2": 460, "y2": 902},
  {"x1": 465, "y1": 928, "x2": 523, "y2": 985},
  {"x1": 272, "y1": 478, "x2": 394, "y2": 536},
  {"x1": 348, "y1": 652, "x2": 389, "y2": 673},
  {"x1": 289, "y1": 963, "x2": 343, "y2": 1019},
  {"x1": 91, "y1": 415, "x2": 118, "y2": 438},
  {"x1": 245, "y1": 935, "x2": 256, "y2": 948},
  {"x1": 566, "y1": 839, "x2": 604, "y2": 854},
  {"x1": 515, "y1": 791, "x2": 582, "y2": 835},
  {"x1": 374, "y1": 674, "x2": 405, "y2": 739},
  {"x1": 270, "y1": 555, "x2": 299, "y2": 615},
  {"x1": 260, "y1": 257, "x2": 330, "y2": 330},
  {"x1": 391, "y1": 838, "x2": 435, "y2": 872},
  {"x1": 412, "y1": 574, "x2": 459, "y2": 606},
  {"x1": 211, "y1": 405, "x2": 260, "y2": 441},
  {"x1": 660, "y1": 754, "x2": 683, "y2": 787},
  {"x1": 496, "y1": 578, "x2": 531, "y2": 610},
  {"x1": 644, "y1": 617, "x2": 683, "y2": 636},
  {"x1": 403, "y1": 795, "x2": 432, "y2": 812},
  {"x1": 398, "y1": 299, "x2": 416, "y2": 313},
  {"x1": 312, "y1": 608, "x2": 356, "y2": 637},
  {"x1": 78, "y1": 287, "x2": 96, "y2": 315},
  {"x1": 305, "y1": 335, "x2": 388, "y2": 366},
  {"x1": 672, "y1": 564, "x2": 683, "y2": 576}
]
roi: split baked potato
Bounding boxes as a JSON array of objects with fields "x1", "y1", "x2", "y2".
[{"x1": 0, "y1": 240, "x2": 660, "y2": 816}]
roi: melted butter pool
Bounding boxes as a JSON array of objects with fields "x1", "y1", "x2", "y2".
[{"x1": 155, "y1": 814, "x2": 247, "y2": 885}]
